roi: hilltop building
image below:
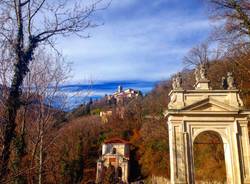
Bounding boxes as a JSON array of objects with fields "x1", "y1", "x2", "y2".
[
  {"x1": 113, "y1": 85, "x2": 142, "y2": 104},
  {"x1": 99, "y1": 110, "x2": 113, "y2": 123},
  {"x1": 96, "y1": 138, "x2": 130, "y2": 183},
  {"x1": 99, "y1": 85, "x2": 142, "y2": 122},
  {"x1": 107, "y1": 85, "x2": 142, "y2": 105}
]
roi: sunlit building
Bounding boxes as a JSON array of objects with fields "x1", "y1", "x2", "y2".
[{"x1": 96, "y1": 138, "x2": 130, "y2": 183}]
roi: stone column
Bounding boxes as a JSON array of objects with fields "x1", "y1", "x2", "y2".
[
  {"x1": 183, "y1": 131, "x2": 193, "y2": 183},
  {"x1": 238, "y1": 121, "x2": 250, "y2": 183},
  {"x1": 121, "y1": 161, "x2": 129, "y2": 183},
  {"x1": 168, "y1": 120, "x2": 189, "y2": 184},
  {"x1": 96, "y1": 161, "x2": 103, "y2": 183},
  {"x1": 225, "y1": 121, "x2": 243, "y2": 184}
]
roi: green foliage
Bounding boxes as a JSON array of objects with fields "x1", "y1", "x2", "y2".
[
  {"x1": 90, "y1": 108, "x2": 101, "y2": 115},
  {"x1": 97, "y1": 132, "x2": 106, "y2": 145}
]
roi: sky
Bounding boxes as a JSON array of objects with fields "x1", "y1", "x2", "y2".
[{"x1": 57, "y1": 0, "x2": 213, "y2": 84}]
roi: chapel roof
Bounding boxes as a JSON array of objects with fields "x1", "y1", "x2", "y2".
[{"x1": 104, "y1": 137, "x2": 130, "y2": 144}]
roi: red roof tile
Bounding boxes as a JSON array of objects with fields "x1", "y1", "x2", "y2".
[{"x1": 104, "y1": 137, "x2": 130, "y2": 144}]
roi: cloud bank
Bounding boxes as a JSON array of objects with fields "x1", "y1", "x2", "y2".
[{"x1": 57, "y1": 0, "x2": 213, "y2": 83}]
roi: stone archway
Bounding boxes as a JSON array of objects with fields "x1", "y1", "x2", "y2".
[
  {"x1": 193, "y1": 130, "x2": 227, "y2": 183},
  {"x1": 187, "y1": 123, "x2": 244, "y2": 183},
  {"x1": 165, "y1": 73, "x2": 250, "y2": 184}
]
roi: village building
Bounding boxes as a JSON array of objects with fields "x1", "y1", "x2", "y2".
[
  {"x1": 112, "y1": 85, "x2": 142, "y2": 104},
  {"x1": 99, "y1": 86, "x2": 142, "y2": 122},
  {"x1": 96, "y1": 138, "x2": 130, "y2": 183},
  {"x1": 99, "y1": 110, "x2": 113, "y2": 123}
]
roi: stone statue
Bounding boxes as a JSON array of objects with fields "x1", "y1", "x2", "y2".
[
  {"x1": 194, "y1": 67, "x2": 200, "y2": 83},
  {"x1": 199, "y1": 63, "x2": 207, "y2": 80},
  {"x1": 172, "y1": 73, "x2": 182, "y2": 90},
  {"x1": 221, "y1": 76, "x2": 228, "y2": 89},
  {"x1": 172, "y1": 77, "x2": 177, "y2": 90},
  {"x1": 227, "y1": 72, "x2": 236, "y2": 89},
  {"x1": 176, "y1": 73, "x2": 182, "y2": 89}
]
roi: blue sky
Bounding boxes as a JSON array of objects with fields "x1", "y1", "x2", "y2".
[{"x1": 57, "y1": 0, "x2": 213, "y2": 83}]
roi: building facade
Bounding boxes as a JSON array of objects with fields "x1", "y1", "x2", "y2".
[
  {"x1": 96, "y1": 138, "x2": 130, "y2": 183},
  {"x1": 166, "y1": 67, "x2": 250, "y2": 184}
]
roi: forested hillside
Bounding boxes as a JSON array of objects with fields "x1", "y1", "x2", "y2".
[
  {"x1": 32, "y1": 53, "x2": 249, "y2": 183},
  {"x1": 0, "y1": 0, "x2": 250, "y2": 183}
]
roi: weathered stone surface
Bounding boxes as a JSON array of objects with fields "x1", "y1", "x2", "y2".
[{"x1": 166, "y1": 76, "x2": 250, "y2": 184}]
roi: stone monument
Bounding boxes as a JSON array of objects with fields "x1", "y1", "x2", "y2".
[
  {"x1": 194, "y1": 64, "x2": 211, "y2": 90},
  {"x1": 172, "y1": 73, "x2": 183, "y2": 90},
  {"x1": 166, "y1": 70, "x2": 250, "y2": 184}
]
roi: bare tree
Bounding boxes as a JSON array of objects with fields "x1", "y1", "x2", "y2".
[
  {"x1": 183, "y1": 43, "x2": 212, "y2": 67},
  {"x1": 223, "y1": 42, "x2": 250, "y2": 74},
  {"x1": 0, "y1": 0, "x2": 109, "y2": 179},
  {"x1": 22, "y1": 49, "x2": 70, "y2": 184},
  {"x1": 0, "y1": 48, "x2": 70, "y2": 183},
  {"x1": 209, "y1": 0, "x2": 250, "y2": 42}
]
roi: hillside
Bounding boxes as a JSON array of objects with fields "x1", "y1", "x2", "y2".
[
  {"x1": 47, "y1": 53, "x2": 250, "y2": 183},
  {"x1": 1, "y1": 48, "x2": 249, "y2": 183}
]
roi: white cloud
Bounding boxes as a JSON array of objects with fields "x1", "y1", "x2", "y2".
[{"x1": 56, "y1": 0, "x2": 212, "y2": 82}]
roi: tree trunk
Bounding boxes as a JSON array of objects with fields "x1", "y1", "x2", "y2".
[
  {"x1": 38, "y1": 133, "x2": 43, "y2": 184},
  {"x1": 0, "y1": 57, "x2": 25, "y2": 179},
  {"x1": 0, "y1": 40, "x2": 37, "y2": 182}
]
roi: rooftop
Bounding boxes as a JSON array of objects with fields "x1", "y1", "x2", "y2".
[{"x1": 104, "y1": 137, "x2": 130, "y2": 144}]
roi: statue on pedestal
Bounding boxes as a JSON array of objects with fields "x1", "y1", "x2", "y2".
[
  {"x1": 227, "y1": 72, "x2": 236, "y2": 89},
  {"x1": 199, "y1": 63, "x2": 207, "y2": 80},
  {"x1": 221, "y1": 76, "x2": 228, "y2": 90},
  {"x1": 194, "y1": 64, "x2": 210, "y2": 90},
  {"x1": 194, "y1": 64, "x2": 207, "y2": 83},
  {"x1": 172, "y1": 77, "x2": 177, "y2": 90},
  {"x1": 172, "y1": 73, "x2": 182, "y2": 90},
  {"x1": 176, "y1": 72, "x2": 182, "y2": 89},
  {"x1": 194, "y1": 67, "x2": 200, "y2": 83}
]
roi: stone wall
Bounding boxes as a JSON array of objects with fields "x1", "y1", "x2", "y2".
[{"x1": 147, "y1": 176, "x2": 169, "y2": 184}]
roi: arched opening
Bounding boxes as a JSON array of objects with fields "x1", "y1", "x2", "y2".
[
  {"x1": 112, "y1": 147, "x2": 116, "y2": 154},
  {"x1": 117, "y1": 166, "x2": 122, "y2": 178},
  {"x1": 193, "y1": 131, "x2": 227, "y2": 183}
]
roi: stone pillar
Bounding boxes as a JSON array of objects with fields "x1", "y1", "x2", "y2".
[
  {"x1": 223, "y1": 139, "x2": 234, "y2": 183},
  {"x1": 238, "y1": 121, "x2": 250, "y2": 183},
  {"x1": 230, "y1": 123, "x2": 243, "y2": 183},
  {"x1": 168, "y1": 120, "x2": 189, "y2": 184},
  {"x1": 121, "y1": 161, "x2": 129, "y2": 183},
  {"x1": 96, "y1": 161, "x2": 103, "y2": 183},
  {"x1": 183, "y1": 131, "x2": 193, "y2": 183},
  {"x1": 219, "y1": 125, "x2": 242, "y2": 184}
]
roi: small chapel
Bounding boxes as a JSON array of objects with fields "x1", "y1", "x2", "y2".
[{"x1": 96, "y1": 138, "x2": 130, "y2": 183}]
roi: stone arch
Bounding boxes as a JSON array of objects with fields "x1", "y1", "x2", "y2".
[
  {"x1": 192, "y1": 130, "x2": 227, "y2": 183},
  {"x1": 192, "y1": 128, "x2": 228, "y2": 145},
  {"x1": 166, "y1": 73, "x2": 250, "y2": 184},
  {"x1": 188, "y1": 126, "x2": 236, "y2": 183}
]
